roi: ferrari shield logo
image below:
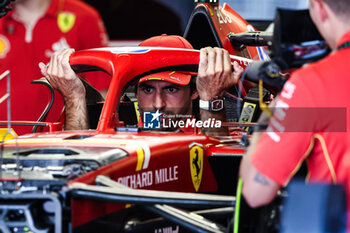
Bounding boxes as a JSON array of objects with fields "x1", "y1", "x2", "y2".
[
  {"x1": 0, "y1": 35, "x2": 10, "y2": 58},
  {"x1": 190, "y1": 146, "x2": 203, "y2": 192},
  {"x1": 57, "y1": 12, "x2": 76, "y2": 33}
]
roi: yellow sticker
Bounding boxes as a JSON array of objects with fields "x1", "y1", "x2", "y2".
[
  {"x1": 190, "y1": 146, "x2": 203, "y2": 192},
  {"x1": 239, "y1": 102, "x2": 256, "y2": 123},
  {"x1": 133, "y1": 101, "x2": 140, "y2": 123},
  {"x1": 0, "y1": 128, "x2": 17, "y2": 141},
  {"x1": 239, "y1": 102, "x2": 257, "y2": 131},
  {"x1": 0, "y1": 35, "x2": 10, "y2": 58},
  {"x1": 135, "y1": 145, "x2": 145, "y2": 171},
  {"x1": 57, "y1": 12, "x2": 76, "y2": 33}
]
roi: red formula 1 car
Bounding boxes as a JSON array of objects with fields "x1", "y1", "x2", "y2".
[{"x1": 0, "y1": 1, "x2": 277, "y2": 233}]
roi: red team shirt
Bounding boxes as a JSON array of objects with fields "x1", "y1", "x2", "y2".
[
  {"x1": 251, "y1": 31, "x2": 350, "y2": 231},
  {"x1": 0, "y1": 0, "x2": 109, "y2": 134}
]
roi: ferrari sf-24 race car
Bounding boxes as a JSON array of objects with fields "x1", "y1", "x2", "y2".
[{"x1": 0, "y1": 1, "x2": 328, "y2": 233}]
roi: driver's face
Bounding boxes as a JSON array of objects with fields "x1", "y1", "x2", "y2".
[{"x1": 137, "y1": 80, "x2": 198, "y2": 117}]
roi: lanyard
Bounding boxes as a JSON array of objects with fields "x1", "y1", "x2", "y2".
[{"x1": 337, "y1": 41, "x2": 350, "y2": 50}]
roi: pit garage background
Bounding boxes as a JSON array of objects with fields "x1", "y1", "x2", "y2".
[{"x1": 83, "y1": 0, "x2": 309, "y2": 42}]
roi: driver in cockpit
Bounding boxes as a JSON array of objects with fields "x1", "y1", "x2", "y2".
[{"x1": 39, "y1": 35, "x2": 244, "y2": 136}]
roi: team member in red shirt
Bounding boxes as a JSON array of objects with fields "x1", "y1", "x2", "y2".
[
  {"x1": 0, "y1": 0, "x2": 109, "y2": 135},
  {"x1": 240, "y1": 0, "x2": 350, "y2": 230}
]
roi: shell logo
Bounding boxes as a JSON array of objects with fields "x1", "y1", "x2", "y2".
[{"x1": 0, "y1": 35, "x2": 10, "y2": 58}]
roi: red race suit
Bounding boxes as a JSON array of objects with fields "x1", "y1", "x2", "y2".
[
  {"x1": 251, "y1": 31, "x2": 350, "y2": 231},
  {"x1": 0, "y1": 0, "x2": 109, "y2": 135}
]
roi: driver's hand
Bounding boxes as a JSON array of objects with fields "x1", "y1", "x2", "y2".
[
  {"x1": 39, "y1": 48, "x2": 85, "y2": 101},
  {"x1": 197, "y1": 47, "x2": 244, "y2": 100}
]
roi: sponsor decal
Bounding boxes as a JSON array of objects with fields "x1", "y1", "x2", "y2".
[
  {"x1": 111, "y1": 48, "x2": 150, "y2": 54},
  {"x1": 123, "y1": 141, "x2": 150, "y2": 171},
  {"x1": 239, "y1": 102, "x2": 257, "y2": 130},
  {"x1": 154, "y1": 225, "x2": 179, "y2": 233},
  {"x1": 281, "y1": 82, "x2": 296, "y2": 100},
  {"x1": 45, "y1": 38, "x2": 70, "y2": 58},
  {"x1": 134, "y1": 102, "x2": 140, "y2": 122},
  {"x1": 190, "y1": 145, "x2": 203, "y2": 192},
  {"x1": 117, "y1": 166, "x2": 178, "y2": 189},
  {"x1": 155, "y1": 166, "x2": 178, "y2": 185},
  {"x1": 57, "y1": 12, "x2": 76, "y2": 33},
  {"x1": 267, "y1": 128, "x2": 280, "y2": 143},
  {"x1": 0, "y1": 35, "x2": 10, "y2": 58},
  {"x1": 274, "y1": 100, "x2": 289, "y2": 121},
  {"x1": 52, "y1": 37, "x2": 70, "y2": 51},
  {"x1": 215, "y1": 6, "x2": 232, "y2": 24}
]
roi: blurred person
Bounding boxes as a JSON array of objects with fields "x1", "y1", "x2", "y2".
[
  {"x1": 0, "y1": 0, "x2": 109, "y2": 135},
  {"x1": 240, "y1": 0, "x2": 350, "y2": 230}
]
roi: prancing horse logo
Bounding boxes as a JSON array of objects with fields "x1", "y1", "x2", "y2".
[
  {"x1": 190, "y1": 145, "x2": 203, "y2": 192},
  {"x1": 192, "y1": 149, "x2": 201, "y2": 177}
]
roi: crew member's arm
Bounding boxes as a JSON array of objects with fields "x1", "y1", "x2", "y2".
[
  {"x1": 197, "y1": 47, "x2": 244, "y2": 136},
  {"x1": 239, "y1": 66, "x2": 318, "y2": 208},
  {"x1": 39, "y1": 48, "x2": 89, "y2": 130},
  {"x1": 239, "y1": 131, "x2": 280, "y2": 207},
  {"x1": 239, "y1": 99, "x2": 280, "y2": 207}
]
